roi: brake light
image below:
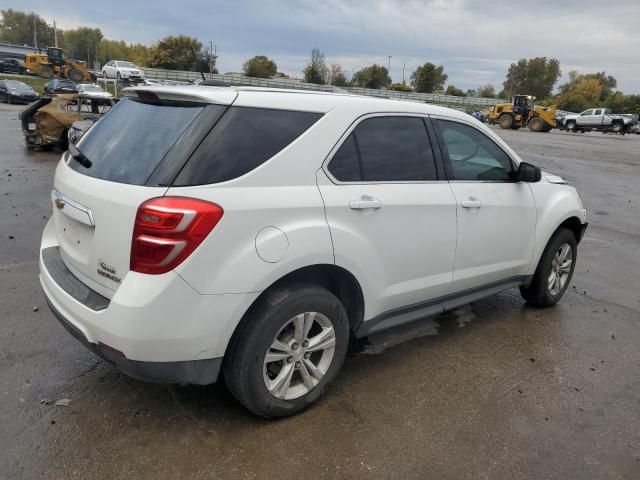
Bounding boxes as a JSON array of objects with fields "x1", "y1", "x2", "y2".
[{"x1": 131, "y1": 197, "x2": 223, "y2": 274}]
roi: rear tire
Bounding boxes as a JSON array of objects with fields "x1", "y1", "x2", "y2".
[
  {"x1": 37, "y1": 65, "x2": 54, "y2": 79},
  {"x1": 520, "y1": 228, "x2": 577, "y2": 307},
  {"x1": 223, "y1": 284, "x2": 349, "y2": 418},
  {"x1": 498, "y1": 114, "x2": 514, "y2": 130}
]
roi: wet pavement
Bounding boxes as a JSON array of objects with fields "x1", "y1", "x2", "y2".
[{"x1": 1, "y1": 102, "x2": 639, "y2": 479}]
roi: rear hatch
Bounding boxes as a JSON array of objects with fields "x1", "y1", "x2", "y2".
[{"x1": 51, "y1": 87, "x2": 236, "y2": 297}]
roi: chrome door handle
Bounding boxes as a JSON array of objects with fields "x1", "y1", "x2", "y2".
[
  {"x1": 461, "y1": 199, "x2": 482, "y2": 208},
  {"x1": 349, "y1": 197, "x2": 383, "y2": 210}
]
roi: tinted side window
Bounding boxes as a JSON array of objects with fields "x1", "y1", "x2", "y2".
[
  {"x1": 328, "y1": 116, "x2": 437, "y2": 182},
  {"x1": 174, "y1": 107, "x2": 322, "y2": 185},
  {"x1": 436, "y1": 120, "x2": 514, "y2": 181},
  {"x1": 327, "y1": 134, "x2": 361, "y2": 182}
]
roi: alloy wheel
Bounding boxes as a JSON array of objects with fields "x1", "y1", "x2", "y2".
[
  {"x1": 548, "y1": 243, "x2": 572, "y2": 296},
  {"x1": 263, "y1": 312, "x2": 336, "y2": 400}
]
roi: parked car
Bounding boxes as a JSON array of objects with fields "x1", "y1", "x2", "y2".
[
  {"x1": 141, "y1": 79, "x2": 165, "y2": 86},
  {"x1": 76, "y1": 83, "x2": 113, "y2": 104},
  {"x1": 0, "y1": 80, "x2": 39, "y2": 104},
  {"x1": 43, "y1": 79, "x2": 78, "y2": 95},
  {"x1": 40, "y1": 86, "x2": 587, "y2": 418},
  {"x1": 101, "y1": 60, "x2": 145, "y2": 81},
  {"x1": 558, "y1": 108, "x2": 636, "y2": 134},
  {"x1": 0, "y1": 57, "x2": 27, "y2": 75}
]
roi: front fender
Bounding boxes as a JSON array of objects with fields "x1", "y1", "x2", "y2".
[{"x1": 528, "y1": 182, "x2": 586, "y2": 275}]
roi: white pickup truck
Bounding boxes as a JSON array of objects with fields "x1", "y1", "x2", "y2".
[{"x1": 559, "y1": 108, "x2": 635, "y2": 134}]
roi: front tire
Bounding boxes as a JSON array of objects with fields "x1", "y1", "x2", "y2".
[
  {"x1": 223, "y1": 284, "x2": 349, "y2": 418},
  {"x1": 520, "y1": 228, "x2": 577, "y2": 307},
  {"x1": 566, "y1": 120, "x2": 576, "y2": 132}
]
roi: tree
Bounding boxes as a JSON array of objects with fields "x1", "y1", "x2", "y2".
[
  {"x1": 329, "y1": 64, "x2": 348, "y2": 86},
  {"x1": 554, "y1": 76, "x2": 603, "y2": 112},
  {"x1": 303, "y1": 47, "x2": 328, "y2": 84},
  {"x1": 149, "y1": 35, "x2": 213, "y2": 72},
  {"x1": 62, "y1": 27, "x2": 103, "y2": 66},
  {"x1": 0, "y1": 9, "x2": 55, "y2": 47},
  {"x1": 477, "y1": 84, "x2": 495, "y2": 98},
  {"x1": 502, "y1": 57, "x2": 560, "y2": 99},
  {"x1": 410, "y1": 63, "x2": 448, "y2": 93},
  {"x1": 352, "y1": 64, "x2": 391, "y2": 89},
  {"x1": 389, "y1": 82, "x2": 412, "y2": 92},
  {"x1": 445, "y1": 85, "x2": 465, "y2": 97},
  {"x1": 554, "y1": 71, "x2": 624, "y2": 112},
  {"x1": 243, "y1": 55, "x2": 277, "y2": 78}
]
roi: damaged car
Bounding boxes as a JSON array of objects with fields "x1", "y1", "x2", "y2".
[{"x1": 20, "y1": 93, "x2": 116, "y2": 150}]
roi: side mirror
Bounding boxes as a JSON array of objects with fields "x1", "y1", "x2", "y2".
[{"x1": 517, "y1": 162, "x2": 542, "y2": 183}]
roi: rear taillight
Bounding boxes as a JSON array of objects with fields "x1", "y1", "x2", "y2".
[{"x1": 131, "y1": 197, "x2": 223, "y2": 275}]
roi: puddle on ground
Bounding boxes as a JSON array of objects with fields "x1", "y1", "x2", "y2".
[{"x1": 357, "y1": 305, "x2": 476, "y2": 355}]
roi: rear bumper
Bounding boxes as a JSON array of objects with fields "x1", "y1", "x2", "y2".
[
  {"x1": 46, "y1": 296, "x2": 222, "y2": 384},
  {"x1": 39, "y1": 219, "x2": 259, "y2": 384}
]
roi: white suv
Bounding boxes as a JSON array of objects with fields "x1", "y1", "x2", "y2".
[
  {"x1": 101, "y1": 60, "x2": 145, "y2": 81},
  {"x1": 40, "y1": 86, "x2": 587, "y2": 418}
]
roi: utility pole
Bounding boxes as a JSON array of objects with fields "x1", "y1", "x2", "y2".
[
  {"x1": 53, "y1": 20, "x2": 58, "y2": 47},
  {"x1": 402, "y1": 63, "x2": 406, "y2": 84},
  {"x1": 387, "y1": 55, "x2": 392, "y2": 78},
  {"x1": 209, "y1": 41, "x2": 213, "y2": 77},
  {"x1": 33, "y1": 17, "x2": 38, "y2": 49}
]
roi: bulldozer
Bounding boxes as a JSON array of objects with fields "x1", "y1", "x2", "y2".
[
  {"x1": 23, "y1": 47, "x2": 91, "y2": 82},
  {"x1": 488, "y1": 94, "x2": 557, "y2": 132}
]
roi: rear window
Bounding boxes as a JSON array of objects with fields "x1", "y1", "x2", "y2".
[
  {"x1": 71, "y1": 98, "x2": 207, "y2": 184},
  {"x1": 173, "y1": 106, "x2": 322, "y2": 185}
]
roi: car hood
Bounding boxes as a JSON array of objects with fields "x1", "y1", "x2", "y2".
[{"x1": 541, "y1": 171, "x2": 568, "y2": 184}]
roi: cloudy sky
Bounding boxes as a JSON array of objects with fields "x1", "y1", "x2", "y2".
[{"x1": 9, "y1": 0, "x2": 640, "y2": 93}]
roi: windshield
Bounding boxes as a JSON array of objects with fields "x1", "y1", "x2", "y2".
[
  {"x1": 71, "y1": 98, "x2": 206, "y2": 185},
  {"x1": 5, "y1": 80, "x2": 31, "y2": 91},
  {"x1": 117, "y1": 61, "x2": 136, "y2": 68},
  {"x1": 80, "y1": 84, "x2": 103, "y2": 92}
]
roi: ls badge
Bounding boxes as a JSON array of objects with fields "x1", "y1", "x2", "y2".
[{"x1": 97, "y1": 260, "x2": 121, "y2": 283}]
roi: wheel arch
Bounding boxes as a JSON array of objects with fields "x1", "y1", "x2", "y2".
[{"x1": 224, "y1": 264, "x2": 365, "y2": 360}]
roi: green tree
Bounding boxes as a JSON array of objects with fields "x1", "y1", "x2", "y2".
[
  {"x1": 502, "y1": 57, "x2": 560, "y2": 99},
  {"x1": 554, "y1": 76, "x2": 603, "y2": 112},
  {"x1": 0, "y1": 9, "x2": 55, "y2": 47},
  {"x1": 558, "y1": 71, "x2": 617, "y2": 101},
  {"x1": 303, "y1": 47, "x2": 328, "y2": 84},
  {"x1": 352, "y1": 64, "x2": 391, "y2": 89},
  {"x1": 149, "y1": 35, "x2": 213, "y2": 72},
  {"x1": 445, "y1": 85, "x2": 465, "y2": 96},
  {"x1": 410, "y1": 63, "x2": 448, "y2": 93},
  {"x1": 243, "y1": 55, "x2": 277, "y2": 78},
  {"x1": 62, "y1": 27, "x2": 103, "y2": 66},
  {"x1": 477, "y1": 84, "x2": 495, "y2": 98},
  {"x1": 329, "y1": 64, "x2": 349, "y2": 86},
  {"x1": 389, "y1": 82, "x2": 412, "y2": 92}
]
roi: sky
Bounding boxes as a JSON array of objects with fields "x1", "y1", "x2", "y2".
[{"x1": 7, "y1": 0, "x2": 640, "y2": 93}]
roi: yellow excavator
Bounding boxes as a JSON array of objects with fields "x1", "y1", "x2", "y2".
[
  {"x1": 23, "y1": 47, "x2": 91, "y2": 82},
  {"x1": 488, "y1": 94, "x2": 557, "y2": 132}
]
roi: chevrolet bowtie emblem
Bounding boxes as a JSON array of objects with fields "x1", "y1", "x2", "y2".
[{"x1": 54, "y1": 198, "x2": 65, "y2": 210}]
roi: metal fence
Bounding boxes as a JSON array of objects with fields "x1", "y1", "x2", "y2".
[{"x1": 140, "y1": 67, "x2": 504, "y2": 109}]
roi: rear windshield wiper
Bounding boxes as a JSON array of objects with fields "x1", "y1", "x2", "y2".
[{"x1": 68, "y1": 142, "x2": 92, "y2": 168}]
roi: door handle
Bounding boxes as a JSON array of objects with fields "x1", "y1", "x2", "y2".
[
  {"x1": 349, "y1": 197, "x2": 383, "y2": 210},
  {"x1": 461, "y1": 199, "x2": 482, "y2": 209}
]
